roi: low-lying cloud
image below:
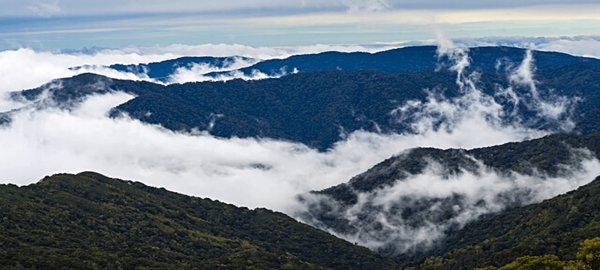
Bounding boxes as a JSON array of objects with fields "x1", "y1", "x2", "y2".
[
  {"x1": 293, "y1": 36, "x2": 598, "y2": 254},
  {"x1": 296, "y1": 149, "x2": 600, "y2": 255},
  {"x1": 0, "y1": 44, "x2": 398, "y2": 94},
  {"x1": 0, "y1": 37, "x2": 598, "y2": 255}
]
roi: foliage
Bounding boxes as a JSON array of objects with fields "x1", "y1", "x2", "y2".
[
  {"x1": 409, "y1": 174, "x2": 600, "y2": 269},
  {"x1": 577, "y1": 237, "x2": 600, "y2": 269},
  {"x1": 474, "y1": 237, "x2": 600, "y2": 270}
]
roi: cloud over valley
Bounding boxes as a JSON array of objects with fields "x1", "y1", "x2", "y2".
[{"x1": 1, "y1": 38, "x2": 599, "y2": 256}]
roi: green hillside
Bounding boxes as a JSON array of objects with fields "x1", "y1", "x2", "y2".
[
  {"x1": 411, "y1": 175, "x2": 600, "y2": 269},
  {"x1": 0, "y1": 172, "x2": 397, "y2": 270}
]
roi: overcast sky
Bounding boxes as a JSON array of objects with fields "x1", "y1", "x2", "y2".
[{"x1": 1, "y1": 0, "x2": 600, "y2": 50}]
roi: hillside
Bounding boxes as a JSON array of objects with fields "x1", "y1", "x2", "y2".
[
  {"x1": 0, "y1": 172, "x2": 397, "y2": 270},
  {"x1": 296, "y1": 133, "x2": 600, "y2": 258},
  {"x1": 411, "y1": 174, "x2": 600, "y2": 269}
]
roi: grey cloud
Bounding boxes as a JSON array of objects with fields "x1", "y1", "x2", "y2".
[{"x1": 297, "y1": 152, "x2": 600, "y2": 254}]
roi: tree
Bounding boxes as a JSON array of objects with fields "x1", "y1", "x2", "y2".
[{"x1": 577, "y1": 237, "x2": 600, "y2": 270}]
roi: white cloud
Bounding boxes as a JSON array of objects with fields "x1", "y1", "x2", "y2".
[
  {"x1": 292, "y1": 34, "x2": 594, "y2": 253},
  {"x1": 0, "y1": 44, "x2": 398, "y2": 93},
  {"x1": 300, "y1": 153, "x2": 600, "y2": 254},
  {"x1": 0, "y1": 38, "x2": 594, "y2": 257}
]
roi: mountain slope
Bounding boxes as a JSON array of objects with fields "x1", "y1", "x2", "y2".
[
  {"x1": 9, "y1": 59, "x2": 600, "y2": 151},
  {"x1": 412, "y1": 174, "x2": 600, "y2": 269},
  {"x1": 296, "y1": 133, "x2": 600, "y2": 257},
  {"x1": 0, "y1": 172, "x2": 398, "y2": 270}
]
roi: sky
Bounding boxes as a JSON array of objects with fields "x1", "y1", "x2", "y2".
[{"x1": 2, "y1": 0, "x2": 600, "y2": 50}]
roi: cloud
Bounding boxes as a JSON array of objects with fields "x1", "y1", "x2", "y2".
[
  {"x1": 344, "y1": 0, "x2": 391, "y2": 12},
  {"x1": 292, "y1": 33, "x2": 593, "y2": 254},
  {"x1": 0, "y1": 38, "x2": 593, "y2": 257},
  {"x1": 26, "y1": 0, "x2": 62, "y2": 17},
  {"x1": 297, "y1": 151, "x2": 600, "y2": 254},
  {"x1": 0, "y1": 44, "x2": 399, "y2": 94},
  {"x1": 0, "y1": 86, "x2": 548, "y2": 213}
]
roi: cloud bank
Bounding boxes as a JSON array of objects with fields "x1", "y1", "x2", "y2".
[
  {"x1": 0, "y1": 43, "x2": 397, "y2": 93},
  {"x1": 0, "y1": 39, "x2": 597, "y2": 256},
  {"x1": 293, "y1": 37, "x2": 598, "y2": 254}
]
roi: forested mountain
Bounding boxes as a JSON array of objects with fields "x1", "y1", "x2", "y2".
[
  {"x1": 296, "y1": 133, "x2": 600, "y2": 262},
  {"x1": 206, "y1": 46, "x2": 600, "y2": 77},
  {"x1": 91, "y1": 46, "x2": 600, "y2": 80},
  {"x1": 8, "y1": 60, "x2": 600, "y2": 150},
  {"x1": 0, "y1": 172, "x2": 398, "y2": 270},
  {"x1": 2, "y1": 159, "x2": 600, "y2": 269}
]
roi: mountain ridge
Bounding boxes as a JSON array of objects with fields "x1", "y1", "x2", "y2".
[{"x1": 7, "y1": 61, "x2": 600, "y2": 151}]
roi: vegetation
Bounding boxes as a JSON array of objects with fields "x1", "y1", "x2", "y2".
[
  {"x1": 294, "y1": 133, "x2": 600, "y2": 268},
  {"x1": 0, "y1": 172, "x2": 397, "y2": 269},
  {"x1": 473, "y1": 237, "x2": 600, "y2": 270},
  {"x1": 408, "y1": 175, "x2": 600, "y2": 269}
]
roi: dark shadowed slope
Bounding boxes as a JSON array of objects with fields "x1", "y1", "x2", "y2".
[{"x1": 0, "y1": 172, "x2": 397, "y2": 270}]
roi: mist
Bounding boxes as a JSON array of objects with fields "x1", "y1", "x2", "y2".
[
  {"x1": 0, "y1": 38, "x2": 598, "y2": 255},
  {"x1": 0, "y1": 43, "x2": 398, "y2": 94},
  {"x1": 293, "y1": 37, "x2": 600, "y2": 254},
  {"x1": 296, "y1": 149, "x2": 600, "y2": 255}
]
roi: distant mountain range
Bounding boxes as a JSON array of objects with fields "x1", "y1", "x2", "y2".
[
  {"x1": 78, "y1": 46, "x2": 600, "y2": 80},
  {"x1": 75, "y1": 56, "x2": 257, "y2": 83},
  {"x1": 7, "y1": 46, "x2": 600, "y2": 150}
]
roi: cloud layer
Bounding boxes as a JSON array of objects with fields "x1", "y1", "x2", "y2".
[
  {"x1": 0, "y1": 39, "x2": 597, "y2": 257},
  {"x1": 292, "y1": 38, "x2": 599, "y2": 254},
  {"x1": 3, "y1": 1, "x2": 600, "y2": 50}
]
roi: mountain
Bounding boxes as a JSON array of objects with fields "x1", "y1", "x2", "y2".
[
  {"x1": 295, "y1": 133, "x2": 600, "y2": 258},
  {"x1": 0, "y1": 172, "x2": 398, "y2": 269},
  {"x1": 8, "y1": 58, "x2": 600, "y2": 151},
  {"x1": 206, "y1": 46, "x2": 600, "y2": 78},
  {"x1": 93, "y1": 46, "x2": 600, "y2": 80}
]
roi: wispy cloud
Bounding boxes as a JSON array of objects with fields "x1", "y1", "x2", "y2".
[
  {"x1": 2, "y1": 1, "x2": 600, "y2": 50},
  {"x1": 26, "y1": 0, "x2": 62, "y2": 17}
]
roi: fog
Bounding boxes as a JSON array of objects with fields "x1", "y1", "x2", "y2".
[
  {"x1": 0, "y1": 37, "x2": 599, "y2": 254},
  {"x1": 293, "y1": 36, "x2": 600, "y2": 253}
]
